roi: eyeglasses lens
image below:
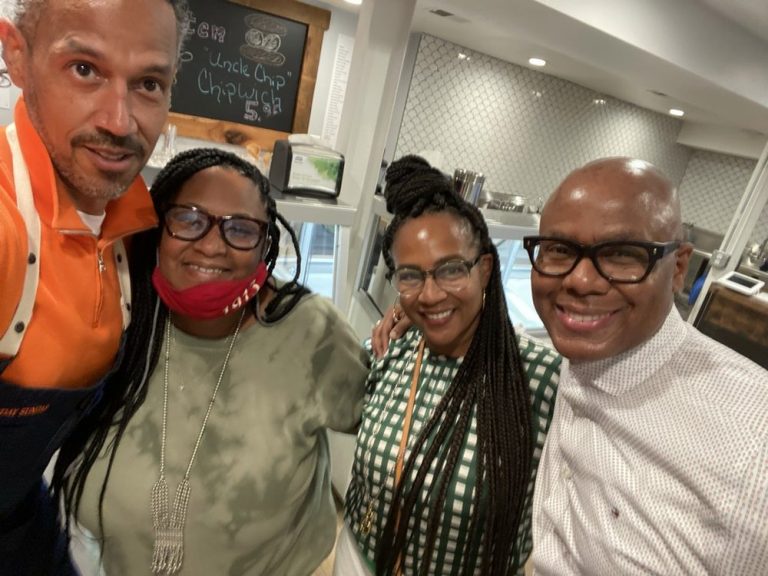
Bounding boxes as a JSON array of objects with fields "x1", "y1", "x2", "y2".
[
  {"x1": 165, "y1": 207, "x2": 263, "y2": 250},
  {"x1": 221, "y1": 219, "x2": 263, "y2": 249},
  {"x1": 533, "y1": 240, "x2": 650, "y2": 282},
  {"x1": 594, "y1": 244, "x2": 650, "y2": 281},
  {"x1": 393, "y1": 260, "x2": 472, "y2": 294},
  {"x1": 166, "y1": 207, "x2": 209, "y2": 239}
]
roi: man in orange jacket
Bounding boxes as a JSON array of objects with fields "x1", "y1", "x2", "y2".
[{"x1": 0, "y1": 1, "x2": 188, "y2": 573}]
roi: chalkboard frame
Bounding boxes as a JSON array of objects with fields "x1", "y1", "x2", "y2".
[{"x1": 168, "y1": 0, "x2": 330, "y2": 155}]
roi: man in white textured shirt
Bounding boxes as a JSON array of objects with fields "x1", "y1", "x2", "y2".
[{"x1": 527, "y1": 157, "x2": 768, "y2": 575}]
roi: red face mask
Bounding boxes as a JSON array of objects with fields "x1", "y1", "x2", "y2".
[{"x1": 152, "y1": 262, "x2": 269, "y2": 319}]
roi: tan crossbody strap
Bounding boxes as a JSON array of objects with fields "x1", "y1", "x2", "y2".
[{"x1": 392, "y1": 336, "x2": 425, "y2": 576}]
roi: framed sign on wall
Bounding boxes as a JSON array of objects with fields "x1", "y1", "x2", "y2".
[{"x1": 169, "y1": 0, "x2": 330, "y2": 154}]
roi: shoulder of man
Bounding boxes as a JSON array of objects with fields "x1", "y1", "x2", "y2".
[
  {"x1": 681, "y1": 323, "x2": 768, "y2": 433},
  {"x1": 685, "y1": 321, "x2": 767, "y2": 380}
]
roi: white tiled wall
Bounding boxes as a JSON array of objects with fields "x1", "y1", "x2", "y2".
[
  {"x1": 394, "y1": 34, "x2": 767, "y2": 246},
  {"x1": 394, "y1": 35, "x2": 693, "y2": 199},
  {"x1": 678, "y1": 150, "x2": 768, "y2": 244}
]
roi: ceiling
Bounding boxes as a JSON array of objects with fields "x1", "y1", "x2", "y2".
[
  {"x1": 697, "y1": 0, "x2": 768, "y2": 42},
  {"x1": 322, "y1": 0, "x2": 768, "y2": 136}
]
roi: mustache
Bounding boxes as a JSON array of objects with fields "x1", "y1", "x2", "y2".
[{"x1": 71, "y1": 130, "x2": 145, "y2": 156}]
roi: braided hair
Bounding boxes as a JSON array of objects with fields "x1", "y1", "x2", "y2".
[
  {"x1": 375, "y1": 155, "x2": 532, "y2": 575},
  {"x1": 51, "y1": 148, "x2": 309, "y2": 539}
]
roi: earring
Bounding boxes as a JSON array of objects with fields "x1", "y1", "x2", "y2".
[
  {"x1": 392, "y1": 296, "x2": 402, "y2": 323},
  {"x1": 482, "y1": 290, "x2": 486, "y2": 310}
]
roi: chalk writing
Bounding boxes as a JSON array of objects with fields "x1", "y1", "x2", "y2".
[
  {"x1": 170, "y1": 0, "x2": 308, "y2": 132},
  {"x1": 209, "y1": 51, "x2": 251, "y2": 78}
]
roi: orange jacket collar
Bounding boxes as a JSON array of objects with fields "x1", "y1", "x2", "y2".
[{"x1": 12, "y1": 98, "x2": 157, "y2": 242}]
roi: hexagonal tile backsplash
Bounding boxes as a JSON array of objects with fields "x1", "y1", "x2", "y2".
[
  {"x1": 679, "y1": 150, "x2": 766, "y2": 244},
  {"x1": 394, "y1": 34, "x2": 767, "y2": 244}
]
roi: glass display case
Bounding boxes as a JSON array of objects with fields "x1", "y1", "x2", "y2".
[
  {"x1": 272, "y1": 221, "x2": 339, "y2": 299},
  {"x1": 270, "y1": 195, "x2": 357, "y2": 304}
]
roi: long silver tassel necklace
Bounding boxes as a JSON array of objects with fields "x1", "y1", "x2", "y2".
[{"x1": 151, "y1": 309, "x2": 246, "y2": 575}]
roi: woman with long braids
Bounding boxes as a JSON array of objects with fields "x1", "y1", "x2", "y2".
[
  {"x1": 335, "y1": 155, "x2": 561, "y2": 575},
  {"x1": 71, "y1": 148, "x2": 367, "y2": 575}
]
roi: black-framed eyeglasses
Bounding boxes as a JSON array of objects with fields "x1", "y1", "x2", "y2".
[
  {"x1": 523, "y1": 236, "x2": 681, "y2": 283},
  {"x1": 163, "y1": 204, "x2": 269, "y2": 251},
  {"x1": 389, "y1": 255, "x2": 484, "y2": 295}
]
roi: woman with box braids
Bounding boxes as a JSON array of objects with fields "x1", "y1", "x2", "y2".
[
  {"x1": 337, "y1": 155, "x2": 561, "y2": 575},
  {"x1": 65, "y1": 148, "x2": 369, "y2": 575}
]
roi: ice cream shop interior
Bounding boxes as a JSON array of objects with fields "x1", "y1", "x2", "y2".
[{"x1": 2, "y1": 0, "x2": 767, "y2": 573}]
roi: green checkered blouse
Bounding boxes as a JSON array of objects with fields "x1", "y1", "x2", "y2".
[{"x1": 344, "y1": 328, "x2": 561, "y2": 575}]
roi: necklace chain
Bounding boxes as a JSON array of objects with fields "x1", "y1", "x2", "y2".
[
  {"x1": 360, "y1": 336, "x2": 428, "y2": 537},
  {"x1": 150, "y1": 310, "x2": 245, "y2": 575}
]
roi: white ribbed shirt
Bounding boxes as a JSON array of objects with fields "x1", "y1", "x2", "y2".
[{"x1": 533, "y1": 308, "x2": 768, "y2": 575}]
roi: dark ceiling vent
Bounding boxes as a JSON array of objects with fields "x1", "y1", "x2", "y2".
[
  {"x1": 430, "y1": 9, "x2": 455, "y2": 17},
  {"x1": 649, "y1": 89, "x2": 668, "y2": 97}
]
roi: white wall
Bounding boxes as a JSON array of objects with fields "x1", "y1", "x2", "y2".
[
  {"x1": 535, "y1": 0, "x2": 768, "y2": 126},
  {"x1": 301, "y1": 0, "x2": 358, "y2": 139},
  {"x1": 677, "y1": 122, "x2": 767, "y2": 161},
  {"x1": 0, "y1": 0, "x2": 21, "y2": 126},
  {"x1": 395, "y1": 34, "x2": 693, "y2": 196},
  {"x1": 0, "y1": 83, "x2": 20, "y2": 126}
]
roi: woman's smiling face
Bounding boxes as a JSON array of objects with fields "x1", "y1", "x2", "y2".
[
  {"x1": 158, "y1": 166, "x2": 267, "y2": 290},
  {"x1": 392, "y1": 211, "x2": 491, "y2": 358}
]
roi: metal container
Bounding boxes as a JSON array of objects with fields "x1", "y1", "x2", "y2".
[
  {"x1": 453, "y1": 168, "x2": 467, "y2": 197},
  {"x1": 486, "y1": 191, "x2": 527, "y2": 212},
  {"x1": 453, "y1": 169, "x2": 485, "y2": 205},
  {"x1": 743, "y1": 242, "x2": 763, "y2": 268}
]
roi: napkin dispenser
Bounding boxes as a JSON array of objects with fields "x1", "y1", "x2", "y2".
[{"x1": 268, "y1": 139, "x2": 344, "y2": 198}]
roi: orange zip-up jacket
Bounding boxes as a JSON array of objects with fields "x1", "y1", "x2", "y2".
[{"x1": 0, "y1": 99, "x2": 157, "y2": 389}]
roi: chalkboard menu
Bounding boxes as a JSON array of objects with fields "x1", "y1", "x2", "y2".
[{"x1": 171, "y1": 0, "x2": 308, "y2": 133}]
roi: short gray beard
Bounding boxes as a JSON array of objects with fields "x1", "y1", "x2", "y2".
[{"x1": 50, "y1": 151, "x2": 131, "y2": 206}]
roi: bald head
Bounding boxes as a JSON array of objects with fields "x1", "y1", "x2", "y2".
[
  {"x1": 532, "y1": 156, "x2": 693, "y2": 362},
  {"x1": 545, "y1": 157, "x2": 682, "y2": 242}
]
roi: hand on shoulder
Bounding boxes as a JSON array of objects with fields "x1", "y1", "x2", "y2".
[{"x1": 371, "y1": 303, "x2": 412, "y2": 358}]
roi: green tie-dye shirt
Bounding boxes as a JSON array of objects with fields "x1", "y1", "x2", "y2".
[{"x1": 79, "y1": 294, "x2": 368, "y2": 575}]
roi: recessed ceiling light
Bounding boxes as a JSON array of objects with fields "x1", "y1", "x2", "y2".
[
  {"x1": 669, "y1": 108, "x2": 685, "y2": 117},
  {"x1": 344, "y1": 0, "x2": 363, "y2": 4},
  {"x1": 458, "y1": 52, "x2": 471, "y2": 61},
  {"x1": 528, "y1": 57, "x2": 547, "y2": 67},
  {"x1": 593, "y1": 98, "x2": 607, "y2": 105}
]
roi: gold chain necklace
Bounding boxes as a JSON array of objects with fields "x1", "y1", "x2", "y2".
[{"x1": 150, "y1": 309, "x2": 245, "y2": 575}]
